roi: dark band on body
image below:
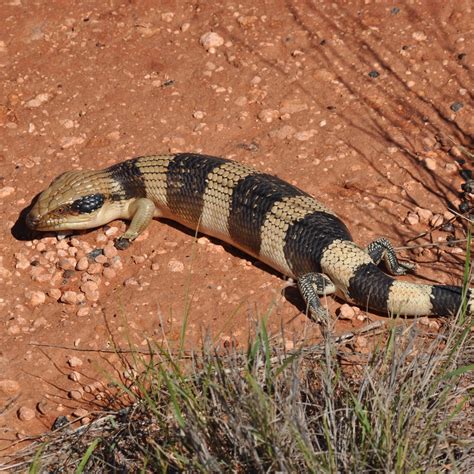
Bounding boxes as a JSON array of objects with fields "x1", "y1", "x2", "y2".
[
  {"x1": 430, "y1": 285, "x2": 464, "y2": 316},
  {"x1": 228, "y1": 173, "x2": 305, "y2": 255},
  {"x1": 109, "y1": 158, "x2": 147, "y2": 199},
  {"x1": 284, "y1": 211, "x2": 352, "y2": 275},
  {"x1": 347, "y1": 263, "x2": 393, "y2": 312},
  {"x1": 166, "y1": 154, "x2": 228, "y2": 225}
]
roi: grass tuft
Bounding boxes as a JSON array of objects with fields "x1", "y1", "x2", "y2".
[{"x1": 2, "y1": 302, "x2": 473, "y2": 473}]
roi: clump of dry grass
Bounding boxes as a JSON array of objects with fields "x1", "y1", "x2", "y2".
[{"x1": 3, "y1": 306, "x2": 473, "y2": 473}]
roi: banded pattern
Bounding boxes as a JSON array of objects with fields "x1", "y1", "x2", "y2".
[
  {"x1": 200, "y1": 161, "x2": 256, "y2": 243},
  {"x1": 26, "y1": 153, "x2": 473, "y2": 320},
  {"x1": 260, "y1": 196, "x2": 335, "y2": 276}
]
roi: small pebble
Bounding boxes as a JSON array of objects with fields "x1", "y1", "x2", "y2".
[
  {"x1": 428, "y1": 320, "x2": 440, "y2": 330},
  {"x1": 338, "y1": 304, "x2": 356, "y2": 320},
  {"x1": 0, "y1": 379, "x2": 20, "y2": 395},
  {"x1": 8, "y1": 325, "x2": 21, "y2": 335},
  {"x1": 294, "y1": 130, "x2": 315, "y2": 141},
  {"x1": 110, "y1": 257, "x2": 123, "y2": 270},
  {"x1": 17, "y1": 406, "x2": 36, "y2": 421},
  {"x1": 445, "y1": 162, "x2": 458, "y2": 173},
  {"x1": 84, "y1": 381, "x2": 104, "y2": 393},
  {"x1": 81, "y1": 280, "x2": 98, "y2": 293},
  {"x1": 418, "y1": 316, "x2": 430, "y2": 326},
  {"x1": 77, "y1": 307, "x2": 90, "y2": 317},
  {"x1": 76, "y1": 256, "x2": 89, "y2": 271},
  {"x1": 269, "y1": 125, "x2": 296, "y2": 140},
  {"x1": 124, "y1": 277, "x2": 139, "y2": 287},
  {"x1": 25, "y1": 92, "x2": 52, "y2": 108},
  {"x1": 430, "y1": 214, "x2": 444, "y2": 227},
  {"x1": 405, "y1": 212, "x2": 420, "y2": 225},
  {"x1": 103, "y1": 244, "x2": 118, "y2": 258},
  {"x1": 68, "y1": 389, "x2": 83, "y2": 400},
  {"x1": 87, "y1": 263, "x2": 102, "y2": 275},
  {"x1": 15, "y1": 253, "x2": 30, "y2": 270},
  {"x1": 102, "y1": 267, "x2": 116, "y2": 279},
  {"x1": 26, "y1": 290, "x2": 46, "y2": 306},
  {"x1": 81, "y1": 281, "x2": 100, "y2": 302},
  {"x1": 193, "y1": 110, "x2": 205, "y2": 119},
  {"x1": 67, "y1": 356, "x2": 83, "y2": 367},
  {"x1": 368, "y1": 70, "x2": 379, "y2": 78},
  {"x1": 87, "y1": 248, "x2": 104, "y2": 261},
  {"x1": 36, "y1": 400, "x2": 53, "y2": 415},
  {"x1": 0, "y1": 186, "x2": 15, "y2": 198},
  {"x1": 450, "y1": 102, "x2": 463, "y2": 112},
  {"x1": 95, "y1": 254, "x2": 108, "y2": 264},
  {"x1": 168, "y1": 259, "x2": 184, "y2": 272},
  {"x1": 424, "y1": 157, "x2": 437, "y2": 170},
  {"x1": 60, "y1": 136, "x2": 85, "y2": 149},
  {"x1": 279, "y1": 99, "x2": 308, "y2": 115},
  {"x1": 0, "y1": 267, "x2": 11, "y2": 278},
  {"x1": 415, "y1": 207, "x2": 433, "y2": 224},
  {"x1": 412, "y1": 31, "x2": 427, "y2": 41},
  {"x1": 353, "y1": 336, "x2": 370, "y2": 354},
  {"x1": 135, "y1": 229, "x2": 150, "y2": 242},
  {"x1": 30, "y1": 267, "x2": 45, "y2": 281},
  {"x1": 72, "y1": 408, "x2": 89, "y2": 418},
  {"x1": 69, "y1": 371, "x2": 81, "y2": 382},
  {"x1": 284, "y1": 340, "x2": 294, "y2": 351},
  {"x1": 32, "y1": 317, "x2": 48, "y2": 329},
  {"x1": 257, "y1": 109, "x2": 279, "y2": 123},
  {"x1": 58, "y1": 257, "x2": 76, "y2": 271},
  {"x1": 104, "y1": 226, "x2": 119, "y2": 236},
  {"x1": 123, "y1": 369, "x2": 138, "y2": 380},
  {"x1": 200, "y1": 32, "x2": 224, "y2": 52},
  {"x1": 132, "y1": 255, "x2": 146, "y2": 264},
  {"x1": 56, "y1": 240, "x2": 69, "y2": 251},
  {"x1": 443, "y1": 210, "x2": 455, "y2": 220},
  {"x1": 234, "y1": 96, "x2": 248, "y2": 106},
  {"x1": 68, "y1": 247, "x2": 78, "y2": 257},
  {"x1": 60, "y1": 291, "x2": 80, "y2": 305}
]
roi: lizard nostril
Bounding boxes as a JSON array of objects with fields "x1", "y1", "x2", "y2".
[{"x1": 25, "y1": 212, "x2": 40, "y2": 229}]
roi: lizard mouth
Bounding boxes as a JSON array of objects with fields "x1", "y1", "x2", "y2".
[{"x1": 25, "y1": 209, "x2": 98, "y2": 231}]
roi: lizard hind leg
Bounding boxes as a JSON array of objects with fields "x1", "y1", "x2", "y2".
[
  {"x1": 366, "y1": 237, "x2": 415, "y2": 275},
  {"x1": 297, "y1": 272, "x2": 336, "y2": 323}
]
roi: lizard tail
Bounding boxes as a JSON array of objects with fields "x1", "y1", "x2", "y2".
[{"x1": 347, "y1": 262, "x2": 473, "y2": 317}]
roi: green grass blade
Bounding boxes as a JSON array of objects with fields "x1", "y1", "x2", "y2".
[{"x1": 75, "y1": 438, "x2": 101, "y2": 473}]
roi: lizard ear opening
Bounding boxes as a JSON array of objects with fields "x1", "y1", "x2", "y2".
[{"x1": 70, "y1": 193, "x2": 105, "y2": 214}]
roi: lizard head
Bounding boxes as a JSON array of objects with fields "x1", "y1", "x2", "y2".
[{"x1": 26, "y1": 169, "x2": 125, "y2": 232}]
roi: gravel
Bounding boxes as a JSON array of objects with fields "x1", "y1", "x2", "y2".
[
  {"x1": 17, "y1": 406, "x2": 36, "y2": 421},
  {"x1": 200, "y1": 32, "x2": 224, "y2": 53},
  {"x1": 450, "y1": 102, "x2": 463, "y2": 112},
  {"x1": 25, "y1": 290, "x2": 46, "y2": 306},
  {"x1": 67, "y1": 356, "x2": 83, "y2": 368},
  {"x1": 0, "y1": 379, "x2": 20, "y2": 395}
]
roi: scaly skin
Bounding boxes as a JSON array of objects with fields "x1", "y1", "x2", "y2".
[{"x1": 26, "y1": 153, "x2": 473, "y2": 321}]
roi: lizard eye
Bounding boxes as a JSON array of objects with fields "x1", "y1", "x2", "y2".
[
  {"x1": 71, "y1": 193, "x2": 105, "y2": 214},
  {"x1": 56, "y1": 205, "x2": 67, "y2": 214}
]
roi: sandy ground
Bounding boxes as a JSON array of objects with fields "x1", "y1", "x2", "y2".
[{"x1": 0, "y1": 0, "x2": 472, "y2": 454}]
